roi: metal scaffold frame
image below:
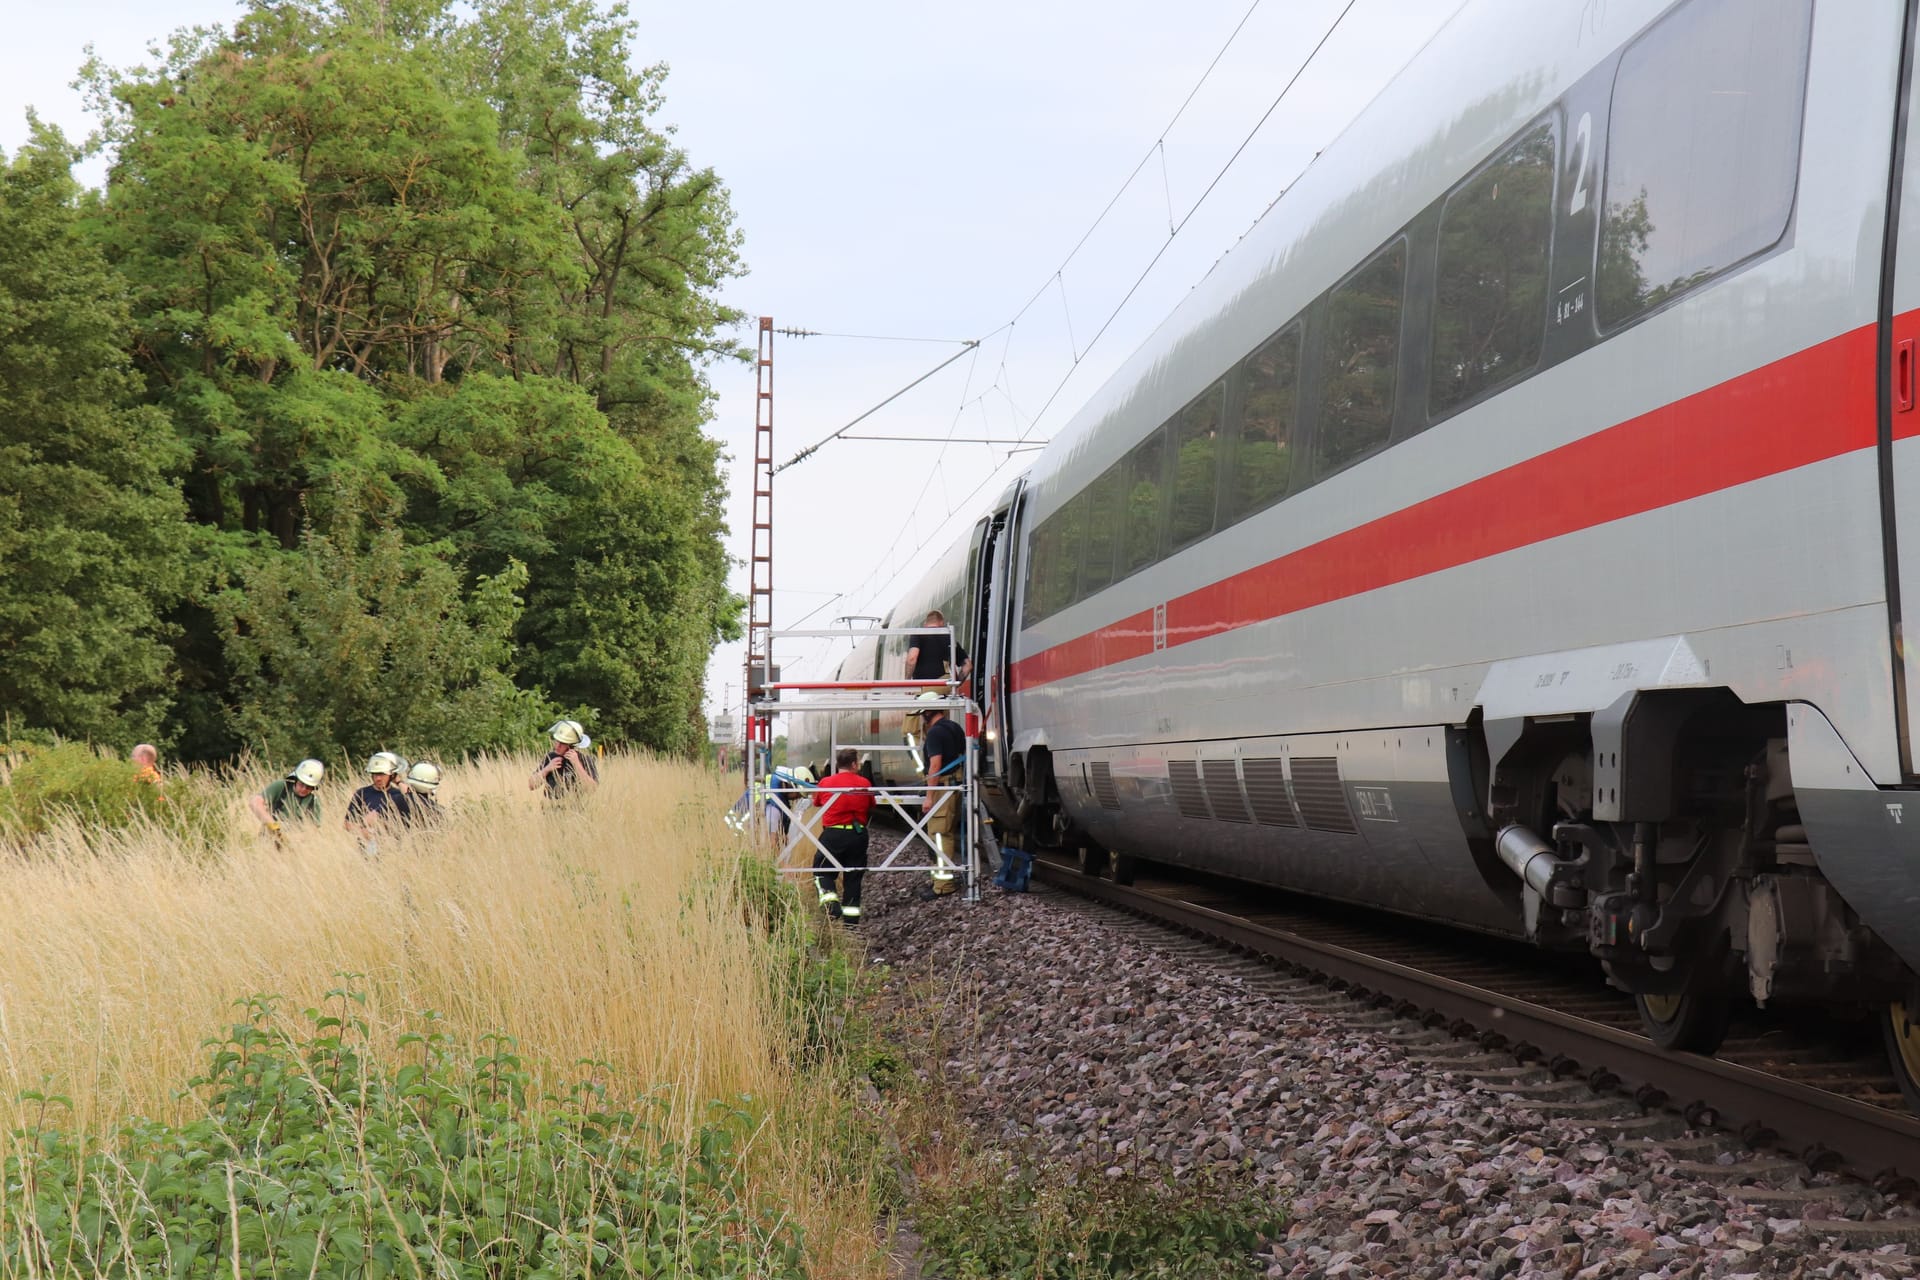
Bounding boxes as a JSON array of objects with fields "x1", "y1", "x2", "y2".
[{"x1": 746, "y1": 626, "x2": 995, "y2": 903}]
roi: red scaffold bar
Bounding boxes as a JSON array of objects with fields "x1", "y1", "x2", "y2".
[{"x1": 762, "y1": 679, "x2": 951, "y2": 690}]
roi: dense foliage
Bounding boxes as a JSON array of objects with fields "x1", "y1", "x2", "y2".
[
  {"x1": 4, "y1": 996, "x2": 807, "y2": 1278},
  {"x1": 0, "y1": 0, "x2": 743, "y2": 763}
]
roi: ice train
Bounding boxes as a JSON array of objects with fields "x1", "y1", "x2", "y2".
[{"x1": 793, "y1": 0, "x2": 1920, "y2": 1103}]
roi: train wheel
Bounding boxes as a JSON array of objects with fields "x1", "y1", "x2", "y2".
[
  {"x1": 1110, "y1": 853, "x2": 1137, "y2": 886},
  {"x1": 1635, "y1": 990, "x2": 1731, "y2": 1054},
  {"x1": 1880, "y1": 1002, "x2": 1920, "y2": 1111},
  {"x1": 1076, "y1": 845, "x2": 1109, "y2": 878}
]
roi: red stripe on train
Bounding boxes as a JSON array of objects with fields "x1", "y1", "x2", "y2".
[{"x1": 1010, "y1": 322, "x2": 1882, "y2": 692}]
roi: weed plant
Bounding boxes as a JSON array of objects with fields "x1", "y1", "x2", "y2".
[
  {"x1": 0, "y1": 754, "x2": 893, "y2": 1277},
  {"x1": 4, "y1": 992, "x2": 806, "y2": 1278}
]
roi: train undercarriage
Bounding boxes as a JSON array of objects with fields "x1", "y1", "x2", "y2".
[{"x1": 1003, "y1": 693, "x2": 1920, "y2": 1111}]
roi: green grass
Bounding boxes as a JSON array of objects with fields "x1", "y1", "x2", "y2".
[{"x1": 4, "y1": 989, "x2": 809, "y2": 1278}]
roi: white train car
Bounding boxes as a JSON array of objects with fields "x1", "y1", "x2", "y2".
[{"x1": 840, "y1": 0, "x2": 1920, "y2": 1103}]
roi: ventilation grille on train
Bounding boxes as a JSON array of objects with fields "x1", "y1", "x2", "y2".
[
  {"x1": 1167, "y1": 760, "x2": 1211, "y2": 820},
  {"x1": 1240, "y1": 758, "x2": 1297, "y2": 827},
  {"x1": 1089, "y1": 761, "x2": 1121, "y2": 810},
  {"x1": 1201, "y1": 759, "x2": 1252, "y2": 823},
  {"x1": 1290, "y1": 756, "x2": 1357, "y2": 833}
]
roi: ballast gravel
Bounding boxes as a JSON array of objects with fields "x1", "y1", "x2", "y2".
[{"x1": 851, "y1": 836, "x2": 1920, "y2": 1280}]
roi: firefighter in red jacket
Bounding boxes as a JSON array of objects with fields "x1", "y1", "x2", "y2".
[{"x1": 811, "y1": 747, "x2": 876, "y2": 922}]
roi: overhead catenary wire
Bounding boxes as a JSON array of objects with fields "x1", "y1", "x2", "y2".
[
  {"x1": 828, "y1": 0, "x2": 1366, "y2": 631},
  {"x1": 772, "y1": 340, "x2": 980, "y2": 473},
  {"x1": 766, "y1": 0, "x2": 1371, "y2": 676}
]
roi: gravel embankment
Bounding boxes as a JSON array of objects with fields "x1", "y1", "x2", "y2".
[{"x1": 850, "y1": 834, "x2": 1920, "y2": 1279}]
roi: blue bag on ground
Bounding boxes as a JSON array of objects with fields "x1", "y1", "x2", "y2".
[{"x1": 995, "y1": 847, "x2": 1033, "y2": 892}]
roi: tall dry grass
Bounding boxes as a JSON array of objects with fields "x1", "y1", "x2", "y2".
[{"x1": 0, "y1": 753, "x2": 884, "y2": 1275}]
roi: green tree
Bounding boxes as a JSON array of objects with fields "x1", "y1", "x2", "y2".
[
  {"x1": 82, "y1": 0, "x2": 747, "y2": 757},
  {"x1": 215, "y1": 510, "x2": 556, "y2": 762},
  {"x1": 0, "y1": 124, "x2": 194, "y2": 745}
]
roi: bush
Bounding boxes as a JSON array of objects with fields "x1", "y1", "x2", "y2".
[
  {"x1": 0, "y1": 741, "x2": 228, "y2": 847},
  {"x1": 3, "y1": 994, "x2": 809, "y2": 1278},
  {"x1": 916, "y1": 1161, "x2": 1285, "y2": 1280}
]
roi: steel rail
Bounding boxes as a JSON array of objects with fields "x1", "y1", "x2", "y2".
[{"x1": 1035, "y1": 861, "x2": 1920, "y2": 1187}]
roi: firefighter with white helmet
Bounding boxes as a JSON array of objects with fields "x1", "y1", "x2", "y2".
[
  {"x1": 400, "y1": 761, "x2": 444, "y2": 827},
  {"x1": 249, "y1": 759, "x2": 325, "y2": 835},
  {"x1": 531, "y1": 719, "x2": 599, "y2": 795},
  {"x1": 345, "y1": 752, "x2": 406, "y2": 847}
]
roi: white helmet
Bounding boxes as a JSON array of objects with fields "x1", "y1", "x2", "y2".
[
  {"x1": 291, "y1": 759, "x2": 325, "y2": 787},
  {"x1": 549, "y1": 719, "x2": 584, "y2": 746},
  {"x1": 366, "y1": 751, "x2": 402, "y2": 776},
  {"x1": 793, "y1": 765, "x2": 816, "y2": 784},
  {"x1": 913, "y1": 689, "x2": 945, "y2": 720},
  {"x1": 406, "y1": 761, "x2": 441, "y2": 793}
]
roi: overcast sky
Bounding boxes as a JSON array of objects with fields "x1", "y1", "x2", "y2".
[{"x1": 1, "y1": 0, "x2": 1461, "y2": 739}]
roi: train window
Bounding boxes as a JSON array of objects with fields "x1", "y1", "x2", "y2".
[
  {"x1": 1021, "y1": 512, "x2": 1055, "y2": 629},
  {"x1": 1168, "y1": 380, "x2": 1225, "y2": 552},
  {"x1": 1228, "y1": 324, "x2": 1300, "y2": 523},
  {"x1": 1123, "y1": 427, "x2": 1168, "y2": 574},
  {"x1": 1597, "y1": 0, "x2": 1811, "y2": 330},
  {"x1": 1053, "y1": 491, "x2": 1089, "y2": 614},
  {"x1": 1082, "y1": 460, "x2": 1124, "y2": 597},
  {"x1": 1315, "y1": 240, "x2": 1405, "y2": 478},
  {"x1": 1431, "y1": 123, "x2": 1554, "y2": 417}
]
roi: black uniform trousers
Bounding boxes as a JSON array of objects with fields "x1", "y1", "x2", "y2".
[{"x1": 815, "y1": 825, "x2": 870, "y2": 908}]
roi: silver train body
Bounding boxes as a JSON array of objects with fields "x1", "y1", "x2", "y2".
[{"x1": 797, "y1": 0, "x2": 1920, "y2": 1079}]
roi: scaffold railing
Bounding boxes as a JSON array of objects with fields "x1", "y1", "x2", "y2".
[{"x1": 742, "y1": 626, "x2": 993, "y2": 903}]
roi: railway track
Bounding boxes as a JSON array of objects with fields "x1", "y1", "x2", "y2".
[{"x1": 1031, "y1": 853, "x2": 1920, "y2": 1198}]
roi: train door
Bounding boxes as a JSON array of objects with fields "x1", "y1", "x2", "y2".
[
  {"x1": 973, "y1": 479, "x2": 1025, "y2": 820},
  {"x1": 1886, "y1": 0, "x2": 1920, "y2": 778}
]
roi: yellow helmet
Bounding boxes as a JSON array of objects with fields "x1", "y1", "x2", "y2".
[
  {"x1": 406, "y1": 761, "x2": 441, "y2": 792},
  {"x1": 291, "y1": 759, "x2": 325, "y2": 787},
  {"x1": 912, "y1": 690, "x2": 945, "y2": 721},
  {"x1": 549, "y1": 720, "x2": 584, "y2": 746},
  {"x1": 366, "y1": 751, "x2": 402, "y2": 776}
]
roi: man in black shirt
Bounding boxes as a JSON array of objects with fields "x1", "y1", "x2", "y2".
[
  {"x1": 903, "y1": 610, "x2": 970, "y2": 688},
  {"x1": 919, "y1": 700, "x2": 968, "y2": 896}
]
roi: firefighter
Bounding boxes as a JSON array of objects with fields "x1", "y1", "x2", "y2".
[
  {"x1": 811, "y1": 748, "x2": 874, "y2": 922},
  {"x1": 917, "y1": 693, "x2": 967, "y2": 896},
  {"x1": 531, "y1": 720, "x2": 599, "y2": 794},
  {"x1": 400, "y1": 761, "x2": 443, "y2": 827},
  {"x1": 345, "y1": 752, "x2": 406, "y2": 849},
  {"x1": 249, "y1": 759, "x2": 325, "y2": 836},
  {"x1": 766, "y1": 764, "x2": 816, "y2": 843}
]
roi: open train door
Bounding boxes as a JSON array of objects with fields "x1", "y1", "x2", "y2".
[
  {"x1": 1889, "y1": 0, "x2": 1920, "y2": 780},
  {"x1": 969, "y1": 477, "x2": 1025, "y2": 827}
]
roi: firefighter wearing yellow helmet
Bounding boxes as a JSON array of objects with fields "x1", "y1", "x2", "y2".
[{"x1": 531, "y1": 720, "x2": 599, "y2": 795}]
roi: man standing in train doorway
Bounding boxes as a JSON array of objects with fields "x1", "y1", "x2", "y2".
[
  {"x1": 904, "y1": 609, "x2": 971, "y2": 693},
  {"x1": 918, "y1": 696, "x2": 967, "y2": 897},
  {"x1": 811, "y1": 748, "x2": 875, "y2": 923}
]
